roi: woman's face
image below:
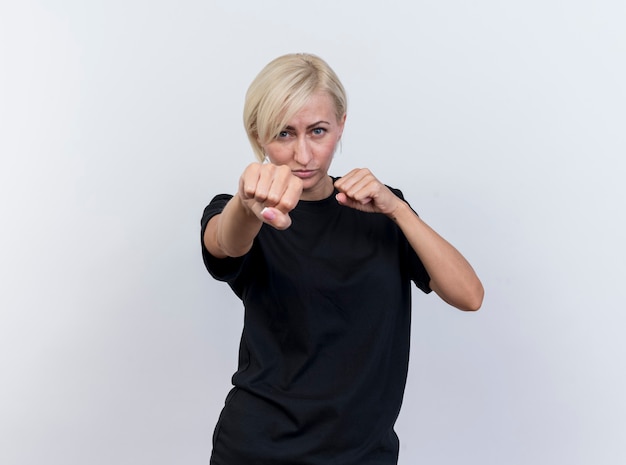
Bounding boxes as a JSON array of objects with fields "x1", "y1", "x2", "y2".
[{"x1": 262, "y1": 91, "x2": 345, "y2": 201}]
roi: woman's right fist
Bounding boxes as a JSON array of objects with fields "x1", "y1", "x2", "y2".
[{"x1": 238, "y1": 163, "x2": 303, "y2": 230}]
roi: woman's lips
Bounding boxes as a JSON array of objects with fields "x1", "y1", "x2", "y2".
[{"x1": 292, "y1": 169, "x2": 316, "y2": 179}]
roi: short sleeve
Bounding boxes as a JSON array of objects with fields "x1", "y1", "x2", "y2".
[
  {"x1": 388, "y1": 186, "x2": 432, "y2": 294},
  {"x1": 200, "y1": 194, "x2": 247, "y2": 282}
]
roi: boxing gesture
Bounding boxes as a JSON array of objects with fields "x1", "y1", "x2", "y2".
[
  {"x1": 203, "y1": 163, "x2": 302, "y2": 259},
  {"x1": 334, "y1": 168, "x2": 403, "y2": 217},
  {"x1": 335, "y1": 168, "x2": 483, "y2": 311},
  {"x1": 238, "y1": 163, "x2": 303, "y2": 230}
]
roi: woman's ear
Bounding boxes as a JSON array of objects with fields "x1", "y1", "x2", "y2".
[{"x1": 337, "y1": 113, "x2": 347, "y2": 139}]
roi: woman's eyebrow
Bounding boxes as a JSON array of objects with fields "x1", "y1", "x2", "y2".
[{"x1": 284, "y1": 121, "x2": 331, "y2": 130}]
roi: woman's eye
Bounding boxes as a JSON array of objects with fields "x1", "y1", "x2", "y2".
[
  {"x1": 312, "y1": 128, "x2": 326, "y2": 136},
  {"x1": 278, "y1": 131, "x2": 290, "y2": 138}
]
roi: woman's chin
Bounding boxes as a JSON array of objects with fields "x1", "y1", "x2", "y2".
[{"x1": 300, "y1": 174, "x2": 333, "y2": 200}]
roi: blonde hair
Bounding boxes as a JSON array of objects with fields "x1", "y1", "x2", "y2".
[{"x1": 243, "y1": 53, "x2": 347, "y2": 162}]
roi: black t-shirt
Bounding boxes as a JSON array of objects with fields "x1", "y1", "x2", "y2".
[{"x1": 201, "y1": 183, "x2": 431, "y2": 465}]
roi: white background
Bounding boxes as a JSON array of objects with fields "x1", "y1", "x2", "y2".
[{"x1": 1, "y1": 1, "x2": 625, "y2": 464}]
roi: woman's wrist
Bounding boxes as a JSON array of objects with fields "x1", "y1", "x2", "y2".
[{"x1": 387, "y1": 199, "x2": 412, "y2": 224}]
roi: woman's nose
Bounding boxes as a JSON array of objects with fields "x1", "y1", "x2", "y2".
[{"x1": 293, "y1": 137, "x2": 312, "y2": 165}]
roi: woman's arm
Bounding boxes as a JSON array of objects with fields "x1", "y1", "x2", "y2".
[
  {"x1": 389, "y1": 201, "x2": 484, "y2": 311},
  {"x1": 203, "y1": 193, "x2": 263, "y2": 258},
  {"x1": 203, "y1": 163, "x2": 303, "y2": 258},
  {"x1": 334, "y1": 168, "x2": 484, "y2": 311}
]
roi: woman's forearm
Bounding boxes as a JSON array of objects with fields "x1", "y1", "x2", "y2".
[
  {"x1": 204, "y1": 194, "x2": 263, "y2": 258},
  {"x1": 391, "y1": 202, "x2": 484, "y2": 311}
]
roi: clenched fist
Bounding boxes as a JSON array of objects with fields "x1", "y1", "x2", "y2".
[
  {"x1": 334, "y1": 168, "x2": 403, "y2": 216},
  {"x1": 238, "y1": 163, "x2": 304, "y2": 230}
]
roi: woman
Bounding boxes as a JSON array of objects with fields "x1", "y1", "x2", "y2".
[{"x1": 201, "y1": 53, "x2": 483, "y2": 465}]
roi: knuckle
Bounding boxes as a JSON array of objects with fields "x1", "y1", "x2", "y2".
[
  {"x1": 281, "y1": 197, "x2": 298, "y2": 211},
  {"x1": 242, "y1": 184, "x2": 255, "y2": 197},
  {"x1": 266, "y1": 193, "x2": 281, "y2": 205}
]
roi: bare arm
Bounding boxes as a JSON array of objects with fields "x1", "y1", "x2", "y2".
[
  {"x1": 389, "y1": 202, "x2": 484, "y2": 311},
  {"x1": 334, "y1": 168, "x2": 484, "y2": 311},
  {"x1": 203, "y1": 163, "x2": 303, "y2": 258},
  {"x1": 203, "y1": 193, "x2": 263, "y2": 258}
]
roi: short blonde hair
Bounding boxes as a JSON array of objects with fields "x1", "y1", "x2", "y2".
[{"x1": 243, "y1": 53, "x2": 348, "y2": 162}]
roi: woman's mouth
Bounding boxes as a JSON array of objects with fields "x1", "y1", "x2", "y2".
[{"x1": 292, "y1": 169, "x2": 317, "y2": 179}]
